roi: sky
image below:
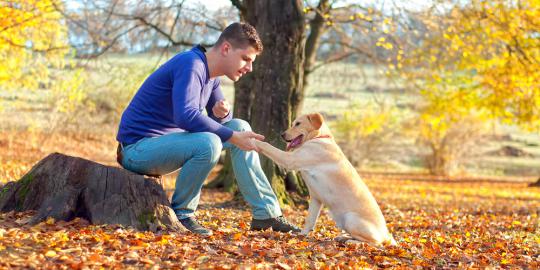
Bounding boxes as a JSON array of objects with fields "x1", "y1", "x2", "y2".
[
  {"x1": 203, "y1": 0, "x2": 435, "y2": 11},
  {"x1": 67, "y1": 0, "x2": 436, "y2": 12}
]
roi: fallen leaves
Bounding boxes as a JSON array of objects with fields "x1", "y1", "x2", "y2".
[{"x1": 0, "y1": 180, "x2": 538, "y2": 268}]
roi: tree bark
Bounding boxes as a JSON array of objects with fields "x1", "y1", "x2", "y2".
[
  {"x1": 0, "y1": 153, "x2": 185, "y2": 232},
  {"x1": 244, "y1": 0, "x2": 306, "y2": 205},
  {"x1": 213, "y1": 0, "x2": 306, "y2": 204}
]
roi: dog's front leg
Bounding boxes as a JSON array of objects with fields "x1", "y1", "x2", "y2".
[
  {"x1": 301, "y1": 197, "x2": 322, "y2": 235},
  {"x1": 254, "y1": 140, "x2": 299, "y2": 170}
]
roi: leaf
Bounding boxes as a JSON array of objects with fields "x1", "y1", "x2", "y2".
[
  {"x1": 44, "y1": 250, "x2": 57, "y2": 258},
  {"x1": 276, "y1": 262, "x2": 292, "y2": 270},
  {"x1": 88, "y1": 253, "x2": 101, "y2": 262},
  {"x1": 238, "y1": 220, "x2": 248, "y2": 230},
  {"x1": 15, "y1": 216, "x2": 32, "y2": 225},
  {"x1": 45, "y1": 217, "x2": 55, "y2": 225},
  {"x1": 232, "y1": 232, "x2": 243, "y2": 241}
]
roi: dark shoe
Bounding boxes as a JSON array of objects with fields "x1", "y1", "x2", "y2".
[
  {"x1": 179, "y1": 217, "x2": 213, "y2": 236},
  {"x1": 250, "y1": 216, "x2": 301, "y2": 233}
]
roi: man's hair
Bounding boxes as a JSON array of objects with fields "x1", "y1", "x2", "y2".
[{"x1": 215, "y1": 22, "x2": 263, "y2": 53}]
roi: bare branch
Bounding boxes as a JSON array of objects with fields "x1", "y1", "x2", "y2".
[
  {"x1": 77, "y1": 24, "x2": 141, "y2": 59},
  {"x1": 0, "y1": 36, "x2": 70, "y2": 52},
  {"x1": 310, "y1": 51, "x2": 355, "y2": 73}
]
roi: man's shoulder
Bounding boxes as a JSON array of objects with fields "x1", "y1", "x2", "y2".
[
  {"x1": 171, "y1": 49, "x2": 205, "y2": 65},
  {"x1": 166, "y1": 51, "x2": 205, "y2": 75}
]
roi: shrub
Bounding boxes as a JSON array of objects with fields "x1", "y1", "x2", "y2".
[{"x1": 332, "y1": 101, "x2": 403, "y2": 168}]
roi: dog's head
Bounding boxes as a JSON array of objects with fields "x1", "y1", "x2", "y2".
[{"x1": 282, "y1": 113, "x2": 332, "y2": 151}]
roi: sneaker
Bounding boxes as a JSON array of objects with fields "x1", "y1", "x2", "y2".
[
  {"x1": 250, "y1": 216, "x2": 301, "y2": 233},
  {"x1": 179, "y1": 217, "x2": 213, "y2": 236}
]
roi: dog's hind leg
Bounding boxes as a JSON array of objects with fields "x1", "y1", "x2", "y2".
[{"x1": 342, "y1": 212, "x2": 386, "y2": 246}]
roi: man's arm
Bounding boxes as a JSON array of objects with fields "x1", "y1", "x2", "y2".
[
  {"x1": 206, "y1": 79, "x2": 233, "y2": 123},
  {"x1": 172, "y1": 64, "x2": 264, "y2": 151},
  {"x1": 172, "y1": 66, "x2": 234, "y2": 142},
  {"x1": 172, "y1": 65, "x2": 262, "y2": 151}
]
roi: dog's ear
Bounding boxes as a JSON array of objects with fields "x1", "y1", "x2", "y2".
[{"x1": 307, "y1": 113, "x2": 324, "y2": 130}]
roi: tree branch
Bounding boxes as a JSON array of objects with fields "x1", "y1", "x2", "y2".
[{"x1": 230, "y1": 0, "x2": 246, "y2": 18}]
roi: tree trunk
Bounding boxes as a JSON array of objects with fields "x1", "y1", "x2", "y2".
[
  {"x1": 302, "y1": 0, "x2": 330, "y2": 116},
  {"x1": 243, "y1": 0, "x2": 306, "y2": 205},
  {"x1": 214, "y1": 0, "x2": 306, "y2": 205},
  {"x1": 0, "y1": 153, "x2": 185, "y2": 232}
]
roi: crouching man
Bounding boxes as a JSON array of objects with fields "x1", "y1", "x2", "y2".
[{"x1": 116, "y1": 22, "x2": 300, "y2": 236}]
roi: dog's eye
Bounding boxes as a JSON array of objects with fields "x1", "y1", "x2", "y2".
[{"x1": 294, "y1": 122, "x2": 300, "y2": 126}]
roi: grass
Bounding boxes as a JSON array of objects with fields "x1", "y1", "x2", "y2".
[{"x1": 1, "y1": 55, "x2": 539, "y2": 184}]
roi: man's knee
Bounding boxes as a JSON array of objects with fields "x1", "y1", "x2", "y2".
[
  {"x1": 197, "y1": 132, "x2": 223, "y2": 162},
  {"x1": 226, "y1": 118, "x2": 252, "y2": 132}
]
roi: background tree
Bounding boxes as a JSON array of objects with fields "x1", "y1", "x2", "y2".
[
  {"x1": 397, "y1": 0, "x2": 540, "y2": 175},
  {"x1": 57, "y1": 0, "x2": 236, "y2": 57},
  {"x1": 211, "y1": 0, "x2": 403, "y2": 202},
  {"x1": 227, "y1": 0, "x2": 306, "y2": 205},
  {"x1": 399, "y1": 0, "x2": 540, "y2": 130},
  {"x1": 0, "y1": 0, "x2": 69, "y2": 90}
]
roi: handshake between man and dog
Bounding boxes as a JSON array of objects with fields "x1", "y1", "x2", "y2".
[{"x1": 253, "y1": 113, "x2": 396, "y2": 247}]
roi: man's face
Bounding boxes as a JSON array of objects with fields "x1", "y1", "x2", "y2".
[{"x1": 221, "y1": 42, "x2": 258, "y2": 81}]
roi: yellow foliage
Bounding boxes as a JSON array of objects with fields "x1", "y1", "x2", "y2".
[
  {"x1": 333, "y1": 101, "x2": 402, "y2": 167},
  {"x1": 415, "y1": 76, "x2": 492, "y2": 175},
  {"x1": 49, "y1": 69, "x2": 86, "y2": 114},
  {"x1": 399, "y1": 0, "x2": 540, "y2": 131},
  {"x1": 0, "y1": 0, "x2": 69, "y2": 90},
  {"x1": 334, "y1": 102, "x2": 398, "y2": 139}
]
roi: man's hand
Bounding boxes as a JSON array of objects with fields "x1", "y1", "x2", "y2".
[
  {"x1": 228, "y1": 131, "x2": 265, "y2": 151},
  {"x1": 212, "y1": 99, "x2": 231, "y2": 118}
]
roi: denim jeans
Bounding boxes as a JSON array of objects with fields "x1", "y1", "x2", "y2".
[{"x1": 119, "y1": 119, "x2": 282, "y2": 220}]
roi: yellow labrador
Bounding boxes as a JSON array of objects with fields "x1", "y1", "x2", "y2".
[{"x1": 254, "y1": 113, "x2": 396, "y2": 246}]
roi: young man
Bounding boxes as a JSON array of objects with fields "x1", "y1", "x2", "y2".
[{"x1": 116, "y1": 22, "x2": 300, "y2": 236}]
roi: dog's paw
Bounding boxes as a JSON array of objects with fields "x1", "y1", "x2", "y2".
[
  {"x1": 344, "y1": 239, "x2": 363, "y2": 245},
  {"x1": 334, "y1": 235, "x2": 353, "y2": 243}
]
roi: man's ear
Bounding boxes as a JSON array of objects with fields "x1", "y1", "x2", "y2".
[
  {"x1": 221, "y1": 41, "x2": 231, "y2": 56},
  {"x1": 307, "y1": 113, "x2": 324, "y2": 130}
]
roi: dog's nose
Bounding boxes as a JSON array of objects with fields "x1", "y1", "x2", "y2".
[{"x1": 280, "y1": 132, "x2": 286, "y2": 140}]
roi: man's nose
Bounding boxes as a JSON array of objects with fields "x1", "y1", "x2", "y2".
[{"x1": 245, "y1": 62, "x2": 253, "y2": 72}]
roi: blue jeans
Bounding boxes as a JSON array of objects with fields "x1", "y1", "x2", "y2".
[{"x1": 119, "y1": 119, "x2": 282, "y2": 220}]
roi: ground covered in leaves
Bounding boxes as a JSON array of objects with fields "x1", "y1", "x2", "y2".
[{"x1": 1, "y1": 177, "x2": 538, "y2": 269}]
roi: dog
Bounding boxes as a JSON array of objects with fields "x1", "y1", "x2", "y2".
[{"x1": 254, "y1": 113, "x2": 396, "y2": 246}]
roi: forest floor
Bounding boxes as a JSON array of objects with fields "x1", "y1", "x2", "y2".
[{"x1": 0, "y1": 130, "x2": 539, "y2": 269}]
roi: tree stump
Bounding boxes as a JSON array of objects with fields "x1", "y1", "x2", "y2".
[{"x1": 0, "y1": 153, "x2": 185, "y2": 232}]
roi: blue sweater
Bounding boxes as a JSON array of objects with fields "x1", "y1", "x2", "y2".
[{"x1": 116, "y1": 45, "x2": 234, "y2": 145}]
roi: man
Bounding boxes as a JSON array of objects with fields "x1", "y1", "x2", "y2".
[{"x1": 116, "y1": 22, "x2": 300, "y2": 236}]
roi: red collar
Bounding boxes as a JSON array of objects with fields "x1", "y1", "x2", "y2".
[{"x1": 314, "y1": 134, "x2": 332, "y2": 139}]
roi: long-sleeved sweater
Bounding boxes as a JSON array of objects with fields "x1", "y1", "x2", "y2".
[{"x1": 116, "y1": 45, "x2": 234, "y2": 145}]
